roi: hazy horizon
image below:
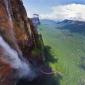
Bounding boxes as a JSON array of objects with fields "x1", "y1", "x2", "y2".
[{"x1": 23, "y1": 0, "x2": 85, "y2": 21}]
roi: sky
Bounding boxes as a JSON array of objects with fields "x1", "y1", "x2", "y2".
[{"x1": 23, "y1": 0, "x2": 85, "y2": 21}]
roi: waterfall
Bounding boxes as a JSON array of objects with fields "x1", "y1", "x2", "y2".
[
  {"x1": 3, "y1": 0, "x2": 25, "y2": 61},
  {"x1": 2, "y1": 0, "x2": 37, "y2": 80},
  {"x1": 3, "y1": 0, "x2": 13, "y2": 29},
  {"x1": 0, "y1": 35, "x2": 36, "y2": 79}
]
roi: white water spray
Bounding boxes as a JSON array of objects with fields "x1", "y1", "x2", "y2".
[
  {"x1": 3, "y1": 0, "x2": 25, "y2": 60},
  {"x1": 0, "y1": 35, "x2": 36, "y2": 79},
  {"x1": 2, "y1": 0, "x2": 37, "y2": 80}
]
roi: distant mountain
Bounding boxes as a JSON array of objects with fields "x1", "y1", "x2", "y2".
[
  {"x1": 57, "y1": 19, "x2": 85, "y2": 26},
  {"x1": 56, "y1": 19, "x2": 85, "y2": 35},
  {"x1": 40, "y1": 19, "x2": 85, "y2": 35}
]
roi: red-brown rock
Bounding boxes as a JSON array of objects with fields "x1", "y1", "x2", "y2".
[{"x1": 0, "y1": 0, "x2": 46, "y2": 84}]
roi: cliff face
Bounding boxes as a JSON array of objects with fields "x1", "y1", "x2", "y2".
[
  {"x1": 0, "y1": 0, "x2": 44, "y2": 62},
  {"x1": 0, "y1": 0, "x2": 45, "y2": 85},
  {"x1": 11, "y1": 0, "x2": 44, "y2": 63}
]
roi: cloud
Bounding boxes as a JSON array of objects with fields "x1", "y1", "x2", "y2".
[{"x1": 40, "y1": 3, "x2": 85, "y2": 21}]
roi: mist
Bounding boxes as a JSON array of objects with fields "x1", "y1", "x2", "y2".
[{"x1": 0, "y1": 35, "x2": 36, "y2": 80}]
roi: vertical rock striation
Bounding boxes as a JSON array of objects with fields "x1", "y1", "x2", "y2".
[{"x1": 0, "y1": 0, "x2": 45, "y2": 85}]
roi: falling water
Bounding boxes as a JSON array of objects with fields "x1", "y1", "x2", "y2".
[
  {"x1": 3, "y1": 0, "x2": 25, "y2": 61},
  {"x1": 0, "y1": 35, "x2": 37, "y2": 79},
  {"x1": 3, "y1": 0, "x2": 13, "y2": 29},
  {"x1": 2, "y1": 0, "x2": 37, "y2": 80}
]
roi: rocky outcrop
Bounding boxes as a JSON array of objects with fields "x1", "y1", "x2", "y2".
[
  {"x1": 31, "y1": 14, "x2": 40, "y2": 27},
  {"x1": 0, "y1": 0, "x2": 45, "y2": 85},
  {"x1": 11, "y1": 0, "x2": 45, "y2": 63}
]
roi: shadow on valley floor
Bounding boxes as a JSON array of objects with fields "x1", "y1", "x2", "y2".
[
  {"x1": 17, "y1": 75, "x2": 61, "y2": 85},
  {"x1": 17, "y1": 45, "x2": 62, "y2": 85}
]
